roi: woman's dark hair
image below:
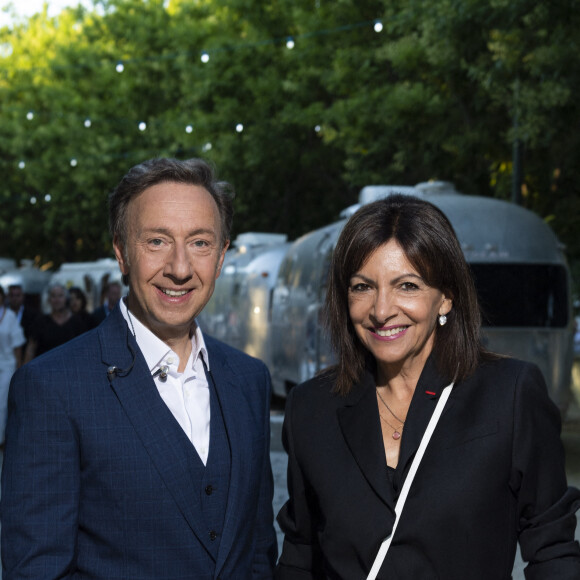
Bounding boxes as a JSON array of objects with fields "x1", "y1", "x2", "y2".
[
  {"x1": 323, "y1": 193, "x2": 491, "y2": 395},
  {"x1": 69, "y1": 286, "x2": 88, "y2": 311},
  {"x1": 109, "y1": 157, "x2": 234, "y2": 253}
]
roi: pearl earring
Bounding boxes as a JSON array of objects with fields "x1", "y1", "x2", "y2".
[{"x1": 438, "y1": 314, "x2": 447, "y2": 326}]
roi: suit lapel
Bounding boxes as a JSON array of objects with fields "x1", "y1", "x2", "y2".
[
  {"x1": 395, "y1": 357, "x2": 455, "y2": 492},
  {"x1": 335, "y1": 358, "x2": 454, "y2": 504},
  {"x1": 337, "y1": 370, "x2": 394, "y2": 509},
  {"x1": 98, "y1": 310, "x2": 212, "y2": 553}
]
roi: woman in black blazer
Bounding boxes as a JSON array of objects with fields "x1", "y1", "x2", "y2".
[{"x1": 276, "y1": 194, "x2": 580, "y2": 579}]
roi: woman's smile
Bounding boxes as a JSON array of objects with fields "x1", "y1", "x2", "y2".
[{"x1": 372, "y1": 325, "x2": 408, "y2": 339}]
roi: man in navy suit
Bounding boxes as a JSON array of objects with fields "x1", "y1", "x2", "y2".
[{"x1": 1, "y1": 158, "x2": 278, "y2": 579}]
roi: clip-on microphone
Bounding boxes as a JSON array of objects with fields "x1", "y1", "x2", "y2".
[
  {"x1": 152, "y1": 365, "x2": 169, "y2": 382},
  {"x1": 106, "y1": 329, "x2": 137, "y2": 382}
]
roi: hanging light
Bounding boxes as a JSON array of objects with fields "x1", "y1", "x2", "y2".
[{"x1": 0, "y1": 42, "x2": 12, "y2": 58}]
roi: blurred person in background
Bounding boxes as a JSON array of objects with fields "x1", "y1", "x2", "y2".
[
  {"x1": 0, "y1": 286, "x2": 25, "y2": 447},
  {"x1": 69, "y1": 286, "x2": 98, "y2": 333},
  {"x1": 24, "y1": 283, "x2": 85, "y2": 362},
  {"x1": 92, "y1": 280, "x2": 122, "y2": 324},
  {"x1": 7, "y1": 283, "x2": 38, "y2": 365}
]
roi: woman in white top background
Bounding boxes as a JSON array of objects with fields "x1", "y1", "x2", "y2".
[{"x1": 0, "y1": 285, "x2": 25, "y2": 447}]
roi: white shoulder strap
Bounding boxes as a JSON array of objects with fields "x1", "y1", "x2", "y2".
[{"x1": 366, "y1": 383, "x2": 454, "y2": 580}]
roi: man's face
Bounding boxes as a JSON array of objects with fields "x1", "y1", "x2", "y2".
[
  {"x1": 48, "y1": 285, "x2": 67, "y2": 313},
  {"x1": 113, "y1": 181, "x2": 228, "y2": 343},
  {"x1": 8, "y1": 286, "x2": 23, "y2": 311}
]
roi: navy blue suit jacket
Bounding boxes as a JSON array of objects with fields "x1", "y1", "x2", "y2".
[{"x1": 1, "y1": 307, "x2": 277, "y2": 579}]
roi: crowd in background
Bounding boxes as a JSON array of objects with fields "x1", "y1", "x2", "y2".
[{"x1": 0, "y1": 281, "x2": 123, "y2": 447}]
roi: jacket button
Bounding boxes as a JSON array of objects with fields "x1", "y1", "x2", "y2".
[
  {"x1": 209, "y1": 530, "x2": 217, "y2": 541},
  {"x1": 205, "y1": 485, "x2": 213, "y2": 495}
]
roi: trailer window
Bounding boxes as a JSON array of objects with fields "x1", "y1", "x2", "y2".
[{"x1": 469, "y1": 264, "x2": 568, "y2": 328}]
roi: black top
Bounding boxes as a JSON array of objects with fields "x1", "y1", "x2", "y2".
[
  {"x1": 386, "y1": 465, "x2": 395, "y2": 486},
  {"x1": 76, "y1": 310, "x2": 98, "y2": 332},
  {"x1": 31, "y1": 313, "x2": 86, "y2": 357}
]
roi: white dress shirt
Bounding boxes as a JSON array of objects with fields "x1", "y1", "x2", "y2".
[{"x1": 120, "y1": 299, "x2": 211, "y2": 465}]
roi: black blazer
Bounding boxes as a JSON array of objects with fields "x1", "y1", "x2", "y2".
[{"x1": 276, "y1": 357, "x2": 580, "y2": 579}]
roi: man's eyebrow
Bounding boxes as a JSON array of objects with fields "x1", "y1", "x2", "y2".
[{"x1": 142, "y1": 227, "x2": 218, "y2": 238}]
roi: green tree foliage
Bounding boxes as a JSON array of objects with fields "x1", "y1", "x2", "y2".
[{"x1": 0, "y1": 0, "x2": 578, "y2": 287}]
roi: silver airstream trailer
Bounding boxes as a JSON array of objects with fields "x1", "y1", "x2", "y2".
[
  {"x1": 270, "y1": 182, "x2": 575, "y2": 415},
  {"x1": 198, "y1": 232, "x2": 289, "y2": 371},
  {"x1": 0, "y1": 258, "x2": 17, "y2": 274},
  {"x1": 0, "y1": 259, "x2": 52, "y2": 310}
]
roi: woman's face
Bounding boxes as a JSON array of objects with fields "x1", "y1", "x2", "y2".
[
  {"x1": 69, "y1": 292, "x2": 82, "y2": 314},
  {"x1": 348, "y1": 239, "x2": 452, "y2": 379}
]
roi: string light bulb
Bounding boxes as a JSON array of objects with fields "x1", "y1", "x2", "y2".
[
  {"x1": 116, "y1": 61, "x2": 124, "y2": 73},
  {"x1": 286, "y1": 37, "x2": 295, "y2": 49},
  {"x1": 374, "y1": 20, "x2": 383, "y2": 33},
  {"x1": 0, "y1": 42, "x2": 12, "y2": 58},
  {"x1": 138, "y1": 121, "x2": 147, "y2": 131},
  {"x1": 201, "y1": 51, "x2": 209, "y2": 63}
]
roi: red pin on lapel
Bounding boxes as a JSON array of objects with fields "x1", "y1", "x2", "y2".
[{"x1": 425, "y1": 390, "x2": 436, "y2": 395}]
